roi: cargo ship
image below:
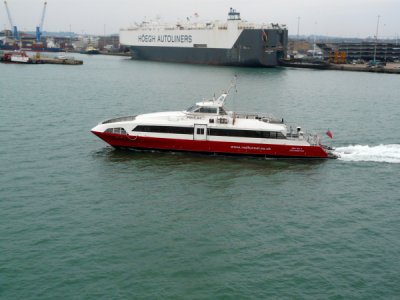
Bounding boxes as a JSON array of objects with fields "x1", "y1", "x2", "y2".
[{"x1": 120, "y1": 8, "x2": 288, "y2": 67}]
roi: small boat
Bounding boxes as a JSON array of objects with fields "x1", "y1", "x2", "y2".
[
  {"x1": 10, "y1": 51, "x2": 30, "y2": 63},
  {"x1": 83, "y1": 42, "x2": 100, "y2": 55},
  {"x1": 91, "y1": 83, "x2": 337, "y2": 159}
]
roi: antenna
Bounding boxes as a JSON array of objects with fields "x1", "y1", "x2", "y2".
[{"x1": 227, "y1": 74, "x2": 238, "y2": 94}]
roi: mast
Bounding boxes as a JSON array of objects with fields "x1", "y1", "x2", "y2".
[{"x1": 373, "y1": 15, "x2": 380, "y2": 62}]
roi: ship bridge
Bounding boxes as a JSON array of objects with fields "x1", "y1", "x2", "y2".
[{"x1": 228, "y1": 8, "x2": 241, "y2": 21}]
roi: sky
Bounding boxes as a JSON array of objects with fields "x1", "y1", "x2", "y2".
[{"x1": 1, "y1": 0, "x2": 399, "y2": 38}]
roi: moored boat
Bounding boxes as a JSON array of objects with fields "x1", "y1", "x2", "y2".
[
  {"x1": 1, "y1": 51, "x2": 30, "y2": 63},
  {"x1": 82, "y1": 41, "x2": 100, "y2": 55},
  {"x1": 91, "y1": 84, "x2": 337, "y2": 159},
  {"x1": 10, "y1": 51, "x2": 30, "y2": 63}
]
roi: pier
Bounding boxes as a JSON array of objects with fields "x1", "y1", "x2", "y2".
[
  {"x1": 0, "y1": 51, "x2": 83, "y2": 65},
  {"x1": 328, "y1": 63, "x2": 400, "y2": 74},
  {"x1": 30, "y1": 56, "x2": 83, "y2": 65},
  {"x1": 280, "y1": 60, "x2": 400, "y2": 74}
]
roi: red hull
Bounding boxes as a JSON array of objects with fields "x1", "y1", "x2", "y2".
[{"x1": 92, "y1": 131, "x2": 329, "y2": 158}]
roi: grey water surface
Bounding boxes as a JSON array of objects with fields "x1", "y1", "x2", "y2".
[{"x1": 1, "y1": 55, "x2": 399, "y2": 299}]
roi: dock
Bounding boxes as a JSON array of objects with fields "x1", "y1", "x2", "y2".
[
  {"x1": 0, "y1": 51, "x2": 83, "y2": 65},
  {"x1": 328, "y1": 63, "x2": 400, "y2": 74},
  {"x1": 30, "y1": 56, "x2": 83, "y2": 65},
  {"x1": 280, "y1": 60, "x2": 400, "y2": 74}
]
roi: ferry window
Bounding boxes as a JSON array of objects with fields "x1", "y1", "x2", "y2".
[
  {"x1": 186, "y1": 105, "x2": 200, "y2": 112},
  {"x1": 262, "y1": 131, "x2": 270, "y2": 138},
  {"x1": 208, "y1": 129, "x2": 286, "y2": 139},
  {"x1": 199, "y1": 107, "x2": 217, "y2": 114},
  {"x1": 196, "y1": 128, "x2": 205, "y2": 135},
  {"x1": 276, "y1": 132, "x2": 285, "y2": 139},
  {"x1": 105, "y1": 127, "x2": 127, "y2": 134},
  {"x1": 219, "y1": 108, "x2": 227, "y2": 115},
  {"x1": 133, "y1": 125, "x2": 193, "y2": 135},
  {"x1": 269, "y1": 132, "x2": 277, "y2": 139}
]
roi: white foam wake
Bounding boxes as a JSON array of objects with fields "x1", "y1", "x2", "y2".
[{"x1": 334, "y1": 144, "x2": 400, "y2": 163}]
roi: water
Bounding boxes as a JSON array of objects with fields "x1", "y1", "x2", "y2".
[{"x1": 1, "y1": 55, "x2": 399, "y2": 299}]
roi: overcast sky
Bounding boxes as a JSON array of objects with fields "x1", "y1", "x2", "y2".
[{"x1": 2, "y1": 0, "x2": 399, "y2": 38}]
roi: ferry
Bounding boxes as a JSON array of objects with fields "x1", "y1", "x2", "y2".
[
  {"x1": 91, "y1": 83, "x2": 337, "y2": 159},
  {"x1": 120, "y1": 8, "x2": 288, "y2": 67}
]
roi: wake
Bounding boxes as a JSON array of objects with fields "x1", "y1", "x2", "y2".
[{"x1": 334, "y1": 144, "x2": 400, "y2": 163}]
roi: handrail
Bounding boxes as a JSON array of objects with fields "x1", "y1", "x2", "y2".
[
  {"x1": 102, "y1": 115, "x2": 136, "y2": 124},
  {"x1": 231, "y1": 111, "x2": 283, "y2": 123}
]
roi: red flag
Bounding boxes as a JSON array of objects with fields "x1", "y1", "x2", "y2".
[{"x1": 326, "y1": 130, "x2": 333, "y2": 139}]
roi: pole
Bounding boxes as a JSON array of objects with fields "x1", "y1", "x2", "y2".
[
  {"x1": 373, "y1": 15, "x2": 380, "y2": 62},
  {"x1": 297, "y1": 17, "x2": 300, "y2": 39},
  {"x1": 104, "y1": 24, "x2": 106, "y2": 50},
  {"x1": 313, "y1": 21, "x2": 317, "y2": 58}
]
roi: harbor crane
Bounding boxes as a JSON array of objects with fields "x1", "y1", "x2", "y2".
[
  {"x1": 4, "y1": 0, "x2": 19, "y2": 40},
  {"x1": 36, "y1": 1, "x2": 47, "y2": 42}
]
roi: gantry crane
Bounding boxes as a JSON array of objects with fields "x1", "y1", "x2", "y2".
[
  {"x1": 36, "y1": 2, "x2": 47, "y2": 42},
  {"x1": 4, "y1": 1, "x2": 19, "y2": 40}
]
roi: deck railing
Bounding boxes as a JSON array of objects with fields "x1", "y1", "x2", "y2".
[{"x1": 102, "y1": 116, "x2": 136, "y2": 124}]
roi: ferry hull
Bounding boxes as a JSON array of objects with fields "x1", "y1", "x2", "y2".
[{"x1": 92, "y1": 131, "x2": 329, "y2": 159}]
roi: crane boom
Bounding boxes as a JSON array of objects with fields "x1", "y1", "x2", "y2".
[
  {"x1": 4, "y1": 1, "x2": 13, "y2": 28},
  {"x1": 39, "y1": 2, "x2": 47, "y2": 31},
  {"x1": 4, "y1": 1, "x2": 19, "y2": 40},
  {"x1": 36, "y1": 1, "x2": 47, "y2": 42}
]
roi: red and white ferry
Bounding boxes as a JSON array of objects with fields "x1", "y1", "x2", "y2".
[{"x1": 91, "y1": 88, "x2": 336, "y2": 159}]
